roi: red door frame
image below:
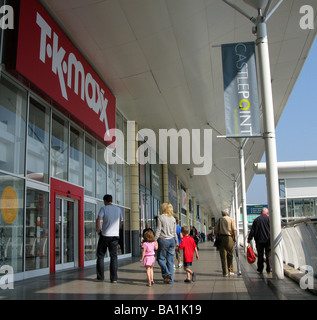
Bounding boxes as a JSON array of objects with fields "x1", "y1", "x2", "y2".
[{"x1": 50, "y1": 178, "x2": 84, "y2": 273}]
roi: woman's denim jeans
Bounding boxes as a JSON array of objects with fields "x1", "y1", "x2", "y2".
[{"x1": 157, "y1": 238, "x2": 175, "y2": 283}]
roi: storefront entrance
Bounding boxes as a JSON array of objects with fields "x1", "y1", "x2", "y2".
[
  {"x1": 55, "y1": 197, "x2": 78, "y2": 271},
  {"x1": 50, "y1": 178, "x2": 84, "y2": 273}
]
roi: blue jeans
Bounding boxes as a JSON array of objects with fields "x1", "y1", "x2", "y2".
[
  {"x1": 96, "y1": 235, "x2": 119, "y2": 281},
  {"x1": 157, "y1": 238, "x2": 175, "y2": 283}
]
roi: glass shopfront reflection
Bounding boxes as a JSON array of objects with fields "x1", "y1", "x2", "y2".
[
  {"x1": 51, "y1": 114, "x2": 68, "y2": 181},
  {"x1": 0, "y1": 75, "x2": 132, "y2": 278},
  {"x1": 55, "y1": 197, "x2": 77, "y2": 270},
  {"x1": 69, "y1": 126, "x2": 84, "y2": 186},
  {"x1": 27, "y1": 99, "x2": 50, "y2": 183},
  {"x1": 84, "y1": 201, "x2": 97, "y2": 261},
  {"x1": 0, "y1": 174, "x2": 24, "y2": 273},
  {"x1": 25, "y1": 188, "x2": 49, "y2": 271},
  {"x1": 0, "y1": 77, "x2": 27, "y2": 176}
]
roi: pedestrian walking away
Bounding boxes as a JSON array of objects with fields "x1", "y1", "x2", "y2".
[
  {"x1": 140, "y1": 230, "x2": 158, "y2": 286},
  {"x1": 96, "y1": 194, "x2": 123, "y2": 283},
  {"x1": 214, "y1": 208, "x2": 237, "y2": 277},
  {"x1": 155, "y1": 202, "x2": 178, "y2": 284},
  {"x1": 179, "y1": 225, "x2": 199, "y2": 283},
  {"x1": 247, "y1": 207, "x2": 272, "y2": 274},
  {"x1": 190, "y1": 226, "x2": 199, "y2": 250}
]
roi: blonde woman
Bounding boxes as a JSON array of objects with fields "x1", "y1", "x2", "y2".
[{"x1": 155, "y1": 202, "x2": 178, "y2": 284}]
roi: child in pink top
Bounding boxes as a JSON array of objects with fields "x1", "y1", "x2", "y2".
[{"x1": 140, "y1": 230, "x2": 158, "y2": 286}]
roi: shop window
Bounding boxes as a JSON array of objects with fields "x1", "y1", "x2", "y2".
[
  {"x1": 69, "y1": 126, "x2": 84, "y2": 186},
  {"x1": 84, "y1": 202, "x2": 97, "y2": 261},
  {"x1": 116, "y1": 163, "x2": 124, "y2": 206},
  {"x1": 279, "y1": 179, "x2": 285, "y2": 198},
  {"x1": 139, "y1": 163, "x2": 145, "y2": 186},
  {"x1": 51, "y1": 114, "x2": 68, "y2": 180},
  {"x1": 84, "y1": 137, "x2": 96, "y2": 197},
  {"x1": 0, "y1": 77, "x2": 27, "y2": 176},
  {"x1": 0, "y1": 173, "x2": 24, "y2": 274},
  {"x1": 25, "y1": 188, "x2": 49, "y2": 271},
  {"x1": 303, "y1": 198, "x2": 315, "y2": 217},
  {"x1": 116, "y1": 110, "x2": 123, "y2": 134},
  {"x1": 123, "y1": 208, "x2": 131, "y2": 254},
  {"x1": 107, "y1": 163, "x2": 116, "y2": 202},
  {"x1": 287, "y1": 198, "x2": 317, "y2": 220},
  {"x1": 27, "y1": 99, "x2": 50, "y2": 183},
  {"x1": 96, "y1": 143, "x2": 107, "y2": 200},
  {"x1": 280, "y1": 199, "x2": 287, "y2": 219},
  {"x1": 124, "y1": 164, "x2": 131, "y2": 208}
]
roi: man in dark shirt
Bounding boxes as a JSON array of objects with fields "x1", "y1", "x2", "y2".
[{"x1": 247, "y1": 207, "x2": 272, "y2": 273}]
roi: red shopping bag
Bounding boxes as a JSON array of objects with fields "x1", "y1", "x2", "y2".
[{"x1": 247, "y1": 245, "x2": 256, "y2": 264}]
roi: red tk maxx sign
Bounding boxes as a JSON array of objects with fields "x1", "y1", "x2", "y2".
[{"x1": 16, "y1": 0, "x2": 116, "y2": 141}]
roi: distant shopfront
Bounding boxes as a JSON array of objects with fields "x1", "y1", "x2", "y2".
[
  {"x1": 139, "y1": 143, "x2": 161, "y2": 243},
  {"x1": 0, "y1": 0, "x2": 131, "y2": 280}
]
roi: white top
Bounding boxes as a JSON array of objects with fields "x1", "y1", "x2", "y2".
[{"x1": 98, "y1": 204, "x2": 123, "y2": 237}]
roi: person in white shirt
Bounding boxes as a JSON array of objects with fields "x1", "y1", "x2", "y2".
[{"x1": 96, "y1": 194, "x2": 123, "y2": 283}]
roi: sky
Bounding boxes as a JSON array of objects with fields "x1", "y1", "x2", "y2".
[{"x1": 246, "y1": 37, "x2": 317, "y2": 205}]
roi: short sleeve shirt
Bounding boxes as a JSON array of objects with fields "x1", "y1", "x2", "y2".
[
  {"x1": 142, "y1": 241, "x2": 156, "y2": 256},
  {"x1": 98, "y1": 204, "x2": 123, "y2": 237},
  {"x1": 179, "y1": 235, "x2": 196, "y2": 263}
]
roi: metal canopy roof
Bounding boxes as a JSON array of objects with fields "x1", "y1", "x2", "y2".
[{"x1": 40, "y1": 0, "x2": 317, "y2": 218}]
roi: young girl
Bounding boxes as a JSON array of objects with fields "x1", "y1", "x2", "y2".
[{"x1": 140, "y1": 230, "x2": 158, "y2": 286}]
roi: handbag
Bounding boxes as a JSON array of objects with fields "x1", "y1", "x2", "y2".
[{"x1": 247, "y1": 245, "x2": 256, "y2": 264}]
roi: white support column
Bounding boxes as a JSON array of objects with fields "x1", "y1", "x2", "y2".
[
  {"x1": 256, "y1": 21, "x2": 283, "y2": 279},
  {"x1": 222, "y1": 0, "x2": 284, "y2": 280},
  {"x1": 234, "y1": 180, "x2": 240, "y2": 243},
  {"x1": 239, "y1": 145, "x2": 248, "y2": 251}
]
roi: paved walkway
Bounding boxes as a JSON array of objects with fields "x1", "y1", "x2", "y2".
[{"x1": 1, "y1": 241, "x2": 316, "y2": 301}]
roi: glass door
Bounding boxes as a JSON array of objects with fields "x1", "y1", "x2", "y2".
[{"x1": 55, "y1": 197, "x2": 78, "y2": 270}]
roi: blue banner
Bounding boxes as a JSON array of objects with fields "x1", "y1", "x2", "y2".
[{"x1": 222, "y1": 42, "x2": 261, "y2": 138}]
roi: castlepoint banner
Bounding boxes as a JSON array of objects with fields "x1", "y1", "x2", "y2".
[{"x1": 221, "y1": 42, "x2": 261, "y2": 138}]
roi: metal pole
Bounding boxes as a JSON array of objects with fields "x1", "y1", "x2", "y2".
[
  {"x1": 239, "y1": 145, "x2": 248, "y2": 251},
  {"x1": 233, "y1": 179, "x2": 239, "y2": 238},
  {"x1": 222, "y1": 0, "x2": 284, "y2": 280},
  {"x1": 255, "y1": 21, "x2": 284, "y2": 279},
  {"x1": 231, "y1": 195, "x2": 235, "y2": 219},
  {"x1": 233, "y1": 179, "x2": 242, "y2": 275},
  {"x1": 233, "y1": 179, "x2": 241, "y2": 274}
]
